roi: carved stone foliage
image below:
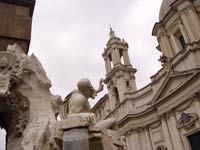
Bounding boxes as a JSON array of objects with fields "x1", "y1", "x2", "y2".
[
  {"x1": 158, "y1": 54, "x2": 171, "y2": 66},
  {"x1": 0, "y1": 49, "x2": 30, "y2": 141},
  {"x1": 9, "y1": 92, "x2": 29, "y2": 137},
  {"x1": 177, "y1": 113, "x2": 199, "y2": 130},
  {"x1": 0, "y1": 44, "x2": 63, "y2": 150}
]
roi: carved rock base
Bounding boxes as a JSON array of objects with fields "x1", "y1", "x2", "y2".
[
  {"x1": 63, "y1": 128, "x2": 89, "y2": 150},
  {"x1": 55, "y1": 116, "x2": 126, "y2": 150}
]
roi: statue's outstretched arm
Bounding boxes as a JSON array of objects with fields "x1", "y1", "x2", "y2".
[{"x1": 95, "y1": 78, "x2": 104, "y2": 93}]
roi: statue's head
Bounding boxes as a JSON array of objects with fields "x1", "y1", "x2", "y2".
[{"x1": 77, "y1": 78, "x2": 96, "y2": 99}]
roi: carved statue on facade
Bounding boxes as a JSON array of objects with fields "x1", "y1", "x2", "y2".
[{"x1": 177, "y1": 113, "x2": 199, "y2": 130}]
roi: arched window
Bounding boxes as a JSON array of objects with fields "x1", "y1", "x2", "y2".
[
  {"x1": 174, "y1": 29, "x2": 186, "y2": 49},
  {"x1": 168, "y1": 22, "x2": 189, "y2": 55},
  {"x1": 119, "y1": 49, "x2": 125, "y2": 65}
]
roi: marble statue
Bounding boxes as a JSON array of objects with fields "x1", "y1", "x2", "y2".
[
  {"x1": 60, "y1": 78, "x2": 117, "y2": 129},
  {"x1": 0, "y1": 44, "x2": 61, "y2": 150},
  {"x1": 0, "y1": 43, "x2": 125, "y2": 150},
  {"x1": 55, "y1": 78, "x2": 126, "y2": 150}
]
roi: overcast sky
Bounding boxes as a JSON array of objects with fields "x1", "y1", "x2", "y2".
[{"x1": 0, "y1": 0, "x2": 163, "y2": 148}]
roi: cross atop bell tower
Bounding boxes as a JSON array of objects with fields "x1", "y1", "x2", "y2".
[
  {"x1": 102, "y1": 28, "x2": 137, "y2": 110},
  {"x1": 0, "y1": 0, "x2": 35, "y2": 54}
]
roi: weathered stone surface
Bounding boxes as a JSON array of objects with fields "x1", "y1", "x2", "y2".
[
  {"x1": 55, "y1": 115, "x2": 126, "y2": 150},
  {"x1": 0, "y1": 44, "x2": 60, "y2": 150},
  {"x1": 63, "y1": 128, "x2": 89, "y2": 150}
]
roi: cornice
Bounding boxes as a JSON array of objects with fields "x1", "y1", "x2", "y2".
[
  {"x1": 118, "y1": 107, "x2": 156, "y2": 127},
  {"x1": 103, "y1": 42, "x2": 128, "y2": 57},
  {"x1": 153, "y1": 70, "x2": 200, "y2": 106},
  {"x1": 105, "y1": 66, "x2": 137, "y2": 83},
  {"x1": 0, "y1": 0, "x2": 35, "y2": 16},
  {"x1": 91, "y1": 94, "x2": 108, "y2": 111},
  {"x1": 119, "y1": 109, "x2": 159, "y2": 135}
]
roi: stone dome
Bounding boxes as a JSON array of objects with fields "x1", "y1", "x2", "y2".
[{"x1": 159, "y1": 0, "x2": 175, "y2": 21}]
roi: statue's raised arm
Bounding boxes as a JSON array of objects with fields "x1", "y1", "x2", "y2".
[{"x1": 95, "y1": 78, "x2": 104, "y2": 93}]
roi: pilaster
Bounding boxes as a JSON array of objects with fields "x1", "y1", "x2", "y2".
[
  {"x1": 123, "y1": 50, "x2": 131, "y2": 66},
  {"x1": 144, "y1": 127, "x2": 153, "y2": 150},
  {"x1": 160, "y1": 114, "x2": 173, "y2": 150},
  {"x1": 169, "y1": 111, "x2": 184, "y2": 150}
]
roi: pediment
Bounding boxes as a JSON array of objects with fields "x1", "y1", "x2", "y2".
[{"x1": 152, "y1": 71, "x2": 196, "y2": 105}]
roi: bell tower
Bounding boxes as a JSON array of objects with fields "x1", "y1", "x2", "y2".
[
  {"x1": 0, "y1": 0, "x2": 35, "y2": 54},
  {"x1": 103, "y1": 28, "x2": 137, "y2": 110}
]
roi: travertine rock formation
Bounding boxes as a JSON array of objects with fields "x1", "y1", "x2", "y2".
[{"x1": 0, "y1": 44, "x2": 61, "y2": 150}]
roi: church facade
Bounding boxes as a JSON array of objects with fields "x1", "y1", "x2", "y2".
[{"x1": 92, "y1": 0, "x2": 200, "y2": 150}]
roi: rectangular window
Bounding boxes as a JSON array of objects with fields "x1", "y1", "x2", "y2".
[
  {"x1": 188, "y1": 132, "x2": 200, "y2": 150},
  {"x1": 126, "y1": 80, "x2": 130, "y2": 87},
  {"x1": 175, "y1": 29, "x2": 186, "y2": 49},
  {"x1": 179, "y1": 35, "x2": 186, "y2": 49}
]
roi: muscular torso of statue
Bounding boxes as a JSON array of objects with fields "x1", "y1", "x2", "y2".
[
  {"x1": 68, "y1": 91, "x2": 91, "y2": 114},
  {"x1": 61, "y1": 78, "x2": 117, "y2": 129}
]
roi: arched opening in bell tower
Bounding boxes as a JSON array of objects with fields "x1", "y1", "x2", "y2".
[
  {"x1": 174, "y1": 29, "x2": 186, "y2": 50},
  {"x1": 119, "y1": 49, "x2": 125, "y2": 65},
  {"x1": 108, "y1": 54, "x2": 114, "y2": 69}
]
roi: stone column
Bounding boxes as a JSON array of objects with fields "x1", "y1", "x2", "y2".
[
  {"x1": 126, "y1": 135, "x2": 131, "y2": 150},
  {"x1": 188, "y1": 8, "x2": 200, "y2": 39},
  {"x1": 111, "y1": 49, "x2": 117, "y2": 66},
  {"x1": 180, "y1": 25, "x2": 190, "y2": 44},
  {"x1": 170, "y1": 112, "x2": 184, "y2": 150},
  {"x1": 122, "y1": 50, "x2": 131, "y2": 66},
  {"x1": 160, "y1": 115, "x2": 173, "y2": 150},
  {"x1": 107, "y1": 86, "x2": 115, "y2": 111},
  {"x1": 104, "y1": 57, "x2": 109, "y2": 74},
  {"x1": 170, "y1": 35, "x2": 180, "y2": 53},
  {"x1": 63, "y1": 128, "x2": 89, "y2": 150},
  {"x1": 116, "y1": 77, "x2": 125, "y2": 102},
  {"x1": 131, "y1": 131, "x2": 141, "y2": 150},
  {"x1": 180, "y1": 10, "x2": 196, "y2": 42},
  {"x1": 194, "y1": 94, "x2": 200, "y2": 118},
  {"x1": 115, "y1": 48, "x2": 121, "y2": 65},
  {"x1": 160, "y1": 33, "x2": 174, "y2": 57},
  {"x1": 144, "y1": 127, "x2": 153, "y2": 150},
  {"x1": 105, "y1": 57, "x2": 112, "y2": 74}
]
